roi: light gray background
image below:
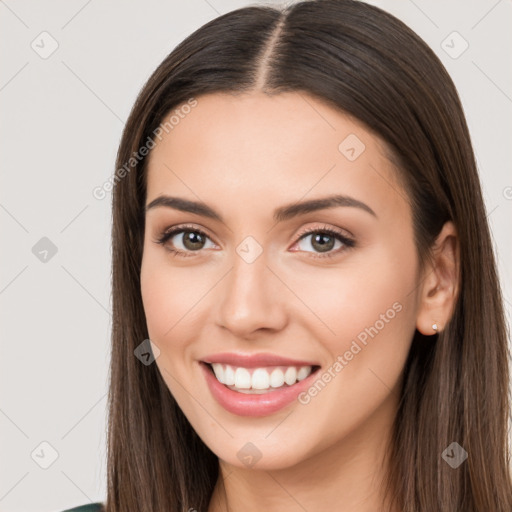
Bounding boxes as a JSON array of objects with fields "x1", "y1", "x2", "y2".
[{"x1": 1, "y1": 1, "x2": 511, "y2": 510}]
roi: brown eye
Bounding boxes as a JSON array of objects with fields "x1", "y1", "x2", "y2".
[
  {"x1": 179, "y1": 231, "x2": 207, "y2": 251},
  {"x1": 154, "y1": 224, "x2": 216, "y2": 258},
  {"x1": 307, "y1": 233, "x2": 337, "y2": 253},
  {"x1": 293, "y1": 226, "x2": 355, "y2": 259}
]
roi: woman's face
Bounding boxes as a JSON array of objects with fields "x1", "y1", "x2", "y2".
[{"x1": 140, "y1": 91, "x2": 422, "y2": 470}]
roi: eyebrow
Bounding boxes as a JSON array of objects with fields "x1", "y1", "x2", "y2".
[{"x1": 144, "y1": 194, "x2": 377, "y2": 222}]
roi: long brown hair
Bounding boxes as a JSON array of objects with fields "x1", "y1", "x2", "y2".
[{"x1": 106, "y1": 1, "x2": 512, "y2": 510}]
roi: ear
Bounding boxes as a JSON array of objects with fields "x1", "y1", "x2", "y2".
[{"x1": 416, "y1": 221, "x2": 460, "y2": 336}]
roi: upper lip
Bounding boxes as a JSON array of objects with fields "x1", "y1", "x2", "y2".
[{"x1": 201, "y1": 352, "x2": 320, "y2": 368}]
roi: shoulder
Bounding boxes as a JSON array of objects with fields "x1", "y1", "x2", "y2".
[{"x1": 60, "y1": 503, "x2": 104, "y2": 512}]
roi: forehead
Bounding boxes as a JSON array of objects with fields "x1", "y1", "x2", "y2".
[{"x1": 145, "y1": 91, "x2": 407, "y2": 222}]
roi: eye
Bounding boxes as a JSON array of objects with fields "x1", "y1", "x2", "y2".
[
  {"x1": 153, "y1": 224, "x2": 216, "y2": 258},
  {"x1": 153, "y1": 223, "x2": 355, "y2": 260},
  {"x1": 292, "y1": 224, "x2": 355, "y2": 259}
]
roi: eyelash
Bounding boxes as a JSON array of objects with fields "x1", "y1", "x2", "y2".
[{"x1": 153, "y1": 223, "x2": 355, "y2": 260}]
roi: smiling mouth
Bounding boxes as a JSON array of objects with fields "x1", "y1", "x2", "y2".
[{"x1": 203, "y1": 362, "x2": 321, "y2": 394}]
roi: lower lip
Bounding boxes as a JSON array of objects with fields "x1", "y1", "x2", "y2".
[{"x1": 200, "y1": 362, "x2": 319, "y2": 417}]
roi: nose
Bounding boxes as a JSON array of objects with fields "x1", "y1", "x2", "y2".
[{"x1": 215, "y1": 248, "x2": 288, "y2": 338}]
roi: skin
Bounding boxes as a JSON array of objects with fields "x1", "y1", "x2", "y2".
[{"x1": 140, "y1": 91, "x2": 459, "y2": 512}]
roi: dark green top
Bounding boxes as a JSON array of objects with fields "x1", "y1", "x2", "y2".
[{"x1": 61, "y1": 503, "x2": 104, "y2": 512}]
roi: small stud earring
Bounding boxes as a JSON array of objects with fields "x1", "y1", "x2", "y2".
[{"x1": 432, "y1": 323, "x2": 438, "y2": 332}]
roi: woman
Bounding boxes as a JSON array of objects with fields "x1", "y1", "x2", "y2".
[{"x1": 64, "y1": 0, "x2": 512, "y2": 510}]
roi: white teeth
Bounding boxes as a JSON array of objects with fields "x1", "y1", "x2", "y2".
[
  {"x1": 284, "y1": 367, "x2": 297, "y2": 385},
  {"x1": 208, "y1": 363, "x2": 314, "y2": 392},
  {"x1": 251, "y1": 368, "x2": 270, "y2": 389},
  {"x1": 211, "y1": 363, "x2": 224, "y2": 383},
  {"x1": 224, "y1": 364, "x2": 235, "y2": 385},
  {"x1": 270, "y1": 368, "x2": 285, "y2": 388},
  {"x1": 234, "y1": 367, "x2": 251, "y2": 389},
  {"x1": 297, "y1": 367, "x2": 310, "y2": 381}
]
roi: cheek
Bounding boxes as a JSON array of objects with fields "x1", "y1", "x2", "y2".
[
  {"x1": 140, "y1": 255, "x2": 201, "y2": 402},
  {"x1": 294, "y1": 239, "x2": 418, "y2": 369},
  {"x1": 140, "y1": 251, "x2": 200, "y2": 342},
  {"x1": 140, "y1": 258, "x2": 169, "y2": 342},
  {"x1": 288, "y1": 248, "x2": 418, "y2": 444}
]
